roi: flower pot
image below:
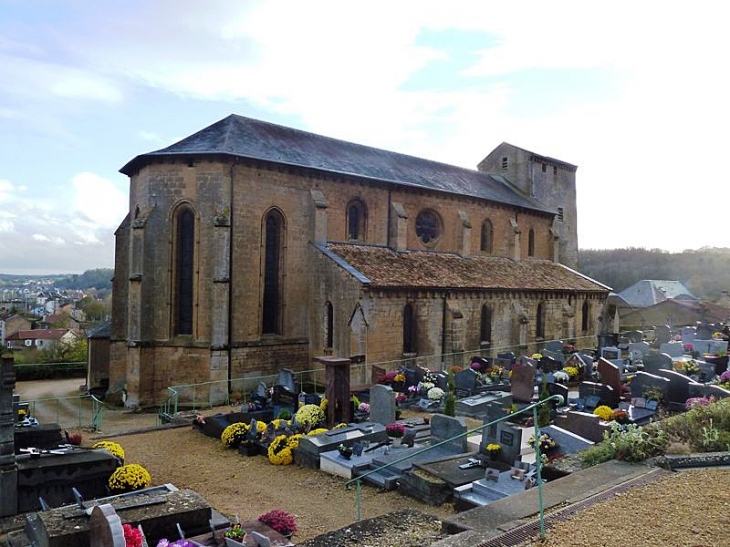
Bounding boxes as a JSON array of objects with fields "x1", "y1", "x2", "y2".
[
  {"x1": 339, "y1": 451, "x2": 352, "y2": 460},
  {"x1": 225, "y1": 536, "x2": 245, "y2": 547},
  {"x1": 391, "y1": 436, "x2": 402, "y2": 447}
]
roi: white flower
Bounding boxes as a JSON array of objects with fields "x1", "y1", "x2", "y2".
[
  {"x1": 420, "y1": 381, "x2": 435, "y2": 391},
  {"x1": 553, "y1": 371, "x2": 570, "y2": 383},
  {"x1": 427, "y1": 387, "x2": 445, "y2": 400}
]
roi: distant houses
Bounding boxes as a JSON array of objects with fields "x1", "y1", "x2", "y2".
[
  {"x1": 615, "y1": 280, "x2": 730, "y2": 329},
  {"x1": 5, "y1": 328, "x2": 80, "y2": 351}
]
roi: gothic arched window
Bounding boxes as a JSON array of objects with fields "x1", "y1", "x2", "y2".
[
  {"x1": 174, "y1": 206, "x2": 195, "y2": 335},
  {"x1": 403, "y1": 304, "x2": 416, "y2": 354},
  {"x1": 582, "y1": 300, "x2": 591, "y2": 333},
  {"x1": 480, "y1": 305, "x2": 492, "y2": 344},
  {"x1": 536, "y1": 302, "x2": 545, "y2": 339},
  {"x1": 262, "y1": 209, "x2": 285, "y2": 335},
  {"x1": 346, "y1": 199, "x2": 367, "y2": 241},
  {"x1": 480, "y1": 220, "x2": 493, "y2": 253}
]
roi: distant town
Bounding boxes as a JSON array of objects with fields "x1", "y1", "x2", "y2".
[{"x1": 0, "y1": 269, "x2": 113, "y2": 362}]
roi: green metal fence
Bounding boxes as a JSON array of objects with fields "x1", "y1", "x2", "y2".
[
  {"x1": 20, "y1": 394, "x2": 105, "y2": 432},
  {"x1": 156, "y1": 336, "x2": 596, "y2": 422},
  {"x1": 345, "y1": 394, "x2": 564, "y2": 541}
]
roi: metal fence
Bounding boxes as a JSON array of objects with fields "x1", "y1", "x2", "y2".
[
  {"x1": 20, "y1": 394, "x2": 104, "y2": 431},
  {"x1": 157, "y1": 337, "x2": 596, "y2": 421}
]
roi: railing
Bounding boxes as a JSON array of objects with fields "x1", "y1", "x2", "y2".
[
  {"x1": 155, "y1": 336, "x2": 594, "y2": 421},
  {"x1": 344, "y1": 394, "x2": 565, "y2": 542},
  {"x1": 20, "y1": 394, "x2": 105, "y2": 432}
]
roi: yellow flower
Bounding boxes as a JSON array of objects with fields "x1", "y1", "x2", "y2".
[
  {"x1": 593, "y1": 405, "x2": 613, "y2": 421},
  {"x1": 268, "y1": 435, "x2": 295, "y2": 465},
  {"x1": 221, "y1": 422, "x2": 250, "y2": 448},
  {"x1": 108, "y1": 464, "x2": 151, "y2": 492},
  {"x1": 92, "y1": 441, "x2": 125, "y2": 461}
]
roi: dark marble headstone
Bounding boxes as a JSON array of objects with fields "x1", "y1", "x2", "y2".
[
  {"x1": 510, "y1": 362, "x2": 535, "y2": 403},
  {"x1": 539, "y1": 355, "x2": 558, "y2": 373},
  {"x1": 404, "y1": 367, "x2": 424, "y2": 387},
  {"x1": 482, "y1": 422, "x2": 522, "y2": 464},
  {"x1": 643, "y1": 352, "x2": 673, "y2": 375},
  {"x1": 597, "y1": 358, "x2": 622, "y2": 399},
  {"x1": 625, "y1": 331, "x2": 644, "y2": 343},
  {"x1": 554, "y1": 411, "x2": 609, "y2": 443},
  {"x1": 565, "y1": 353, "x2": 592, "y2": 381},
  {"x1": 546, "y1": 382, "x2": 569, "y2": 406},
  {"x1": 271, "y1": 385, "x2": 296, "y2": 408},
  {"x1": 435, "y1": 372, "x2": 449, "y2": 391},
  {"x1": 579, "y1": 381, "x2": 617, "y2": 408},
  {"x1": 454, "y1": 369, "x2": 478, "y2": 396},
  {"x1": 655, "y1": 369, "x2": 700, "y2": 407}
]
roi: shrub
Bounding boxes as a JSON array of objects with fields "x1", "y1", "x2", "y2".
[
  {"x1": 294, "y1": 404, "x2": 325, "y2": 429},
  {"x1": 92, "y1": 441, "x2": 125, "y2": 462},
  {"x1": 258, "y1": 510, "x2": 297, "y2": 536},
  {"x1": 108, "y1": 463, "x2": 151, "y2": 492},
  {"x1": 221, "y1": 422, "x2": 250, "y2": 448},
  {"x1": 593, "y1": 405, "x2": 614, "y2": 422},
  {"x1": 581, "y1": 423, "x2": 667, "y2": 467}
]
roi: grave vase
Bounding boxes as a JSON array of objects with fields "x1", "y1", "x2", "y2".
[
  {"x1": 391, "y1": 436, "x2": 403, "y2": 447},
  {"x1": 224, "y1": 536, "x2": 245, "y2": 547}
]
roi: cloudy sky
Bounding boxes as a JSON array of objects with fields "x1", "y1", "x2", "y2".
[{"x1": 1, "y1": 1, "x2": 728, "y2": 275}]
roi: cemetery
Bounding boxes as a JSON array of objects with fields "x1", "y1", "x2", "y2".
[{"x1": 3, "y1": 324, "x2": 730, "y2": 546}]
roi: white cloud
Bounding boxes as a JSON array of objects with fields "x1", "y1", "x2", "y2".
[
  {"x1": 71, "y1": 172, "x2": 128, "y2": 229},
  {"x1": 32, "y1": 234, "x2": 50, "y2": 242}
]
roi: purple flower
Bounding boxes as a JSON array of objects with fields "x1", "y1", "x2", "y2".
[{"x1": 719, "y1": 370, "x2": 730, "y2": 383}]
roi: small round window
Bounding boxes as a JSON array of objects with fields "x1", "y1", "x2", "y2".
[{"x1": 416, "y1": 210, "x2": 441, "y2": 245}]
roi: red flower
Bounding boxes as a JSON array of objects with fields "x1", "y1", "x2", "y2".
[{"x1": 123, "y1": 524, "x2": 142, "y2": 547}]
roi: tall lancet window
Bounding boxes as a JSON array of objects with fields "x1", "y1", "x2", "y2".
[
  {"x1": 262, "y1": 209, "x2": 285, "y2": 335},
  {"x1": 175, "y1": 207, "x2": 195, "y2": 335}
]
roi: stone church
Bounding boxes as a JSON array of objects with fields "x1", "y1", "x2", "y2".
[{"x1": 107, "y1": 115, "x2": 609, "y2": 406}]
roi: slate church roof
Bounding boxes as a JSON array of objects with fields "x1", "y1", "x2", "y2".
[
  {"x1": 121, "y1": 115, "x2": 553, "y2": 215},
  {"x1": 320, "y1": 243, "x2": 610, "y2": 293},
  {"x1": 617, "y1": 280, "x2": 697, "y2": 308}
]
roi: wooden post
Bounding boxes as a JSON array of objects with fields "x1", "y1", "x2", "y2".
[{"x1": 314, "y1": 356, "x2": 351, "y2": 427}]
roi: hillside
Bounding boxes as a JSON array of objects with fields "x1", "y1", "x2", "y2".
[{"x1": 578, "y1": 247, "x2": 730, "y2": 299}]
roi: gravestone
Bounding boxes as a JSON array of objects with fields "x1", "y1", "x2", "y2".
[
  {"x1": 625, "y1": 331, "x2": 644, "y2": 343},
  {"x1": 697, "y1": 361, "x2": 716, "y2": 382},
  {"x1": 697, "y1": 324, "x2": 714, "y2": 340},
  {"x1": 89, "y1": 504, "x2": 125, "y2": 547},
  {"x1": 539, "y1": 355, "x2": 559, "y2": 373},
  {"x1": 579, "y1": 381, "x2": 617, "y2": 408},
  {"x1": 404, "y1": 367, "x2": 424, "y2": 388},
  {"x1": 565, "y1": 353, "x2": 593, "y2": 381},
  {"x1": 628, "y1": 342, "x2": 650, "y2": 359},
  {"x1": 482, "y1": 422, "x2": 522, "y2": 464},
  {"x1": 430, "y1": 414, "x2": 468, "y2": 454},
  {"x1": 659, "y1": 342, "x2": 684, "y2": 358},
  {"x1": 315, "y1": 356, "x2": 351, "y2": 426},
  {"x1": 600, "y1": 346, "x2": 621, "y2": 361},
  {"x1": 455, "y1": 392, "x2": 512, "y2": 420},
  {"x1": 555, "y1": 411, "x2": 608, "y2": 443},
  {"x1": 545, "y1": 383, "x2": 569, "y2": 407},
  {"x1": 654, "y1": 325, "x2": 672, "y2": 345},
  {"x1": 543, "y1": 340, "x2": 564, "y2": 353},
  {"x1": 681, "y1": 327, "x2": 697, "y2": 344},
  {"x1": 596, "y1": 359, "x2": 622, "y2": 400},
  {"x1": 275, "y1": 368, "x2": 296, "y2": 392},
  {"x1": 271, "y1": 385, "x2": 296, "y2": 408},
  {"x1": 435, "y1": 372, "x2": 449, "y2": 391},
  {"x1": 454, "y1": 369, "x2": 478, "y2": 396},
  {"x1": 369, "y1": 384, "x2": 395, "y2": 425},
  {"x1": 510, "y1": 362, "x2": 535, "y2": 403},
  {"x1": 629, "y1": 372, "x2": 670, "y2": 402},
  {"x1": 655, "y1": 369, "x2": 700, "y2": 408},
  {"x1": 643, "y1": 352, "x2": 673, "y2": 375}
]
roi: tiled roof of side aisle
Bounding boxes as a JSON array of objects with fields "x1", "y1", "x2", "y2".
[
  {"x1": 121, "y1": 114, "x2": 553, "y2": 215},
  {"x1": 321, "y1": 243, "x2": 611, "y2": 292}
]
